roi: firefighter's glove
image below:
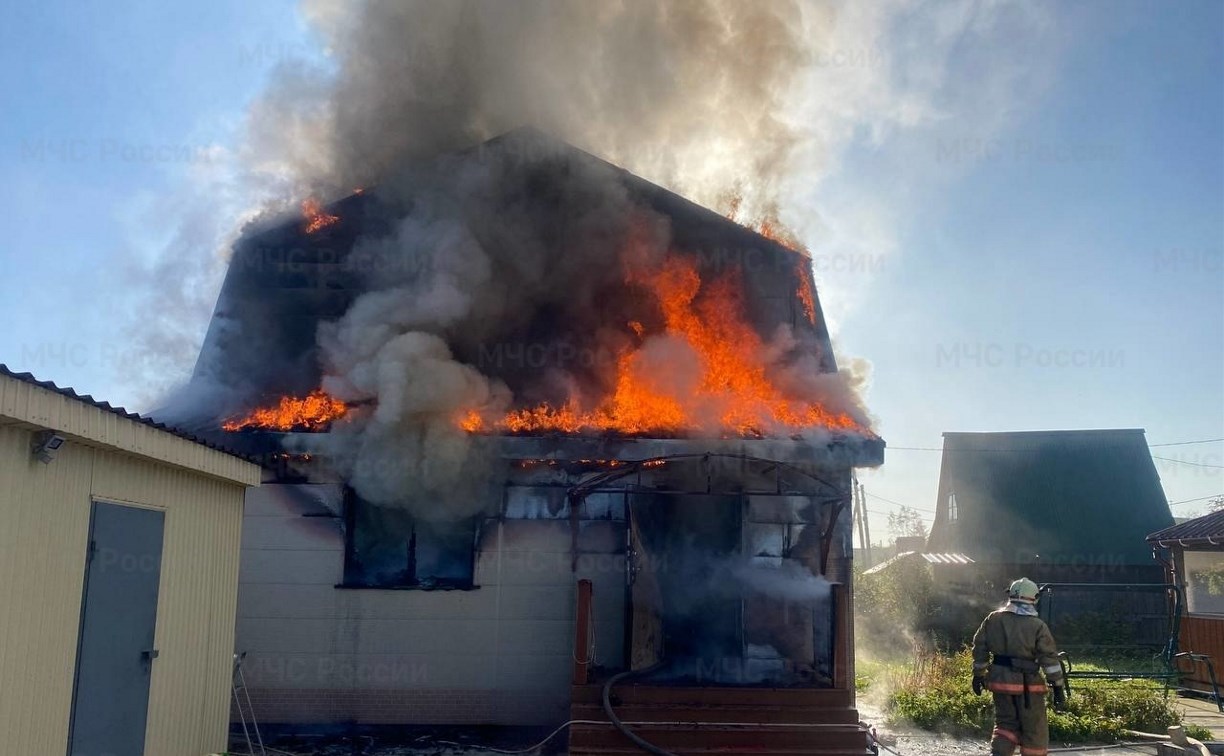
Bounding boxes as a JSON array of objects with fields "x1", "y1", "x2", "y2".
[
  {"x1": 972, "y1": 675, "x2": 986, "y2": 696},
  {"x1": 1050, "y1": 685, "x2": 1067, "y2": 711}
]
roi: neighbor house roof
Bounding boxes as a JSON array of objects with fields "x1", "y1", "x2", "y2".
[
  {"x1": 863, "y1": 551, "x2": 975, "y2": 575},
  {"x1": 1147, "y1": 509, "x2": 1224, "y2": 548},
  {"x1": 925, "y1": 429, "x2": 1172, "y2": 566},
  {"x1": 0, "y1": 364, "x2": 260, "y2": 486}
]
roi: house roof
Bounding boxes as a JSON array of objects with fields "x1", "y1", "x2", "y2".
[
  {"x1": 925, "y1": 429, "x2": 1173, "y2": 566},
  {"x1": 862, "y1": 551, "x2": 975, "y2": 575},
  {"x1": 1147, "y1": 509, "x2": 1224, "y2": 547},
  {"x1": 0, "y1": 364, "x2": 260, "y2": 485},
  {"x1": 184, "y1": 128, "x2": 840, "y2": 441}
]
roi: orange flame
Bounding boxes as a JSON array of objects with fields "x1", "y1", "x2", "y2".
[
  {"x1": 302, "y1": 198, "x2": 340, "y2": 234},
  {"x1": 796, "y1": 261, "x2": 816, "y2": 325},
  {"x1": 721, "y1": 191, "x2": 808, "y2": 254},
  {"x1": 464, "y1": 254, "x2": 863, "y2": 438},
  {"x1": 222, "y1": 389, "x2": 348, "y2": 432}
]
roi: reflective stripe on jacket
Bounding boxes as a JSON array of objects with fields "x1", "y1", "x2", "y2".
[{"x1": 971, "y1": 607, "x2": 1064, "y2": 689}]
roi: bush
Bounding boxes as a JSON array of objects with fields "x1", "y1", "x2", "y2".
[
  {"x1": 855, "y1": 562, "x2": 992, "y2": 655},
  {"x1": 885, "y1": 649, "x2": 1213, "y2": 743}
]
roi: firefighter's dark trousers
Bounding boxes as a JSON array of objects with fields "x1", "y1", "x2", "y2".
[{"x1": 990, "y1": 692, "x2": 1048, "y2": 756}]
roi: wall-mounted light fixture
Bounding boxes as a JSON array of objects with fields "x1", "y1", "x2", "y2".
[{"x1": 31, "y1": 430, "x2": 66, "y2": 464}]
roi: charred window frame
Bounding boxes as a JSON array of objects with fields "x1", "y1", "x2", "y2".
[{"x1": 339, "y1": 487, "x2": 478, "y2": 590}]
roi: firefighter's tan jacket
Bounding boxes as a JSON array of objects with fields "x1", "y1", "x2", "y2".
[{"x1": 971, "y1": 606, "x2": 1064, "y2": 694}]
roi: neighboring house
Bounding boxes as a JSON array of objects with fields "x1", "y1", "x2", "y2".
[
  {"x1": 926, "y1": 429, "x2": 1174, "y2": 585},
  {"x1": 186, "y1": 130, "x2": 884, "y2": 752},
  {"x1": 1148, "y1": 510, "x2": 1224, "y2": 692},
  {"x1": 855, "y1": 535, "x2": 928, "y2": 570},
  {"x1": 0, "y1": 365, "x2": 261, "y2": 756},
  {"x1": 863, "y1": 550, "x2": 974, "y2": 578}
]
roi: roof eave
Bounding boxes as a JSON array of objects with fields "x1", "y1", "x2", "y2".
[{"x1": 0, "y1": 371, "x2": 261, "y2": 486}]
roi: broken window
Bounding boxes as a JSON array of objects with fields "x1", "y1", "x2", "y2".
[{"x1": 341, "y1": 488, "x2": 477, "y2": 589}]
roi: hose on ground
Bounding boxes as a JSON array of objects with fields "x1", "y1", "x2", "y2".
[{"x1": 601, "y1": 664, "x2": 677, "y2": 756}]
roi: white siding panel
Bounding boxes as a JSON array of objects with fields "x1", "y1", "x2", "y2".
[
  {"x1": 241, "y1": 515, "x2": 344, "y2": 551},
  {"x1": 234, "y1": 485, "x2": 631, "y2": 726},
  {"x1": 497, "y1": 585, "x2": 573, "y2": 620},
  {"x1": 239, "y1": 548, "x2": 343, "y2": 585}
]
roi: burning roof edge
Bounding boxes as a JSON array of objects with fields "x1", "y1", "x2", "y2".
[
  {"x1": 0, "y1": 363, "x2": 260, "y2": 484},
  {"x1": 213, "y1": 127, "x2": 839, "y2": 370}
]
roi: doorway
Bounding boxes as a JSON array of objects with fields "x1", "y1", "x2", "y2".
[{"x1": 68, "y1": 501, "x2": 165, "y2": 756}]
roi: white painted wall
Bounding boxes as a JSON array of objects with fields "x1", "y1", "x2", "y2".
[{"x1": 235, "y1": 483, "x2": 626, "y2": 726}]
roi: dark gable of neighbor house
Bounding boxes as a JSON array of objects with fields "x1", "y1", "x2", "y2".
[{"x1": 926, "y1": 429, "x2": 1173, "y2": 579}]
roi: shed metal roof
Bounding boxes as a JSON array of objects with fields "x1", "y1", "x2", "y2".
[
  {"x1": 0, "y1": 364, "x2": 260, "y2": 486},
  {"x1": 925, "y1": 429, "x2": 1172, "y2": 566},
  {"x1": 1147, "y1": 509, "x2": 1224, "y2": 546}
]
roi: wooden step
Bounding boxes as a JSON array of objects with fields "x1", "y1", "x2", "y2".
[
  {"x1": 571, "y1": 702, "x2": 861, "y2": 725},
  {"x1": 568, "y1": 722, "x2": 868, "y2": 751},
  {"x1": 571, "y1": 684, "x2": 854, "y2": 709}
]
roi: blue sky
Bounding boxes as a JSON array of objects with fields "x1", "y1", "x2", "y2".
[
  {"x1": 0, "y1": 1, "x2": 1219, "y2": 534},
  {"x1": 840, "y1": 0, "x2": 1224, "y2": 533}
]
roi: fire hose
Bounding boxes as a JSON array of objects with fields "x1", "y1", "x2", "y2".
[{"x1": 601, "y1": 663, "x2": 678, "y2": 756}]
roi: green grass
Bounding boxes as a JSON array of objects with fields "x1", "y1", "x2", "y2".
[{"x1": 881, "y1": 649, "x2": 1214, "y2": 743}]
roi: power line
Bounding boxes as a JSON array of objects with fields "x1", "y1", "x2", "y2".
[
  {"x1": 1168, "y1": 494, "x2": 1224, "y2": 506},
  {"x1": 863, "y1": 491, "x2": 937, "y2": 513},
  {"x1": 1152, "y1": 455, "x2": 1224, "y2": 469},
  {"x1": 1153, "y1": 438, "x2": 1224, "y2": 447},
  {"x1": 882, "y1": 437, "x2": 1224, "y2": 453},
  {"x1": 864, "y1": 508, "x2": 934, "y2": 522}
]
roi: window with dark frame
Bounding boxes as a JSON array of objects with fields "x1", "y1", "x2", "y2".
[{"x1": 341, "y1": 487, "x2": 478, "y2": 589}]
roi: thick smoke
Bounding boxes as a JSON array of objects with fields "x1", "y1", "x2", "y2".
[
  {"x1": 234, "y1": 0, "x2": 892, "y2": 512},
  {"x1": 252, "y1": 0, "x2": 819, "y2": 220},
  {"x1": 287, "y1": 143, "x2": 665, "y2": 513}
]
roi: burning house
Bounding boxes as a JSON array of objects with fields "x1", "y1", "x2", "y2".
[{"x1": 182, "y1": 129, "x2": 883, "y2": 753}]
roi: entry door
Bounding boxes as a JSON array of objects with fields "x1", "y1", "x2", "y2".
[
  {"x1": 627, "y1": 493, "x2": 743, "y2": 669},
  {"x1": 69, "y1": 501, "x2": 165, "y2": 756}
]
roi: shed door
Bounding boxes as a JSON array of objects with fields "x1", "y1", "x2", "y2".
[{"x1": 69, "y1": 501, "x2": 165, "y2": 756}]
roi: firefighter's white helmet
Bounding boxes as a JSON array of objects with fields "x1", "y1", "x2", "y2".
[{"x1": 1008, "y1": 577, "x2": 1040, "y2": 604}]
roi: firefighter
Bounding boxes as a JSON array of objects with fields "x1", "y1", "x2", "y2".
[{"x1": 971, "y1": 577, "x2": 1067, "y2": 756}]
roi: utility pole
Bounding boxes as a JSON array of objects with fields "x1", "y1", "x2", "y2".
[
  {"x1": 852, "y1": 472, "x2": 872, "y2": 567},
  {"x1": 858, "y1": 478, "x2": 872, "y2": 564}
]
